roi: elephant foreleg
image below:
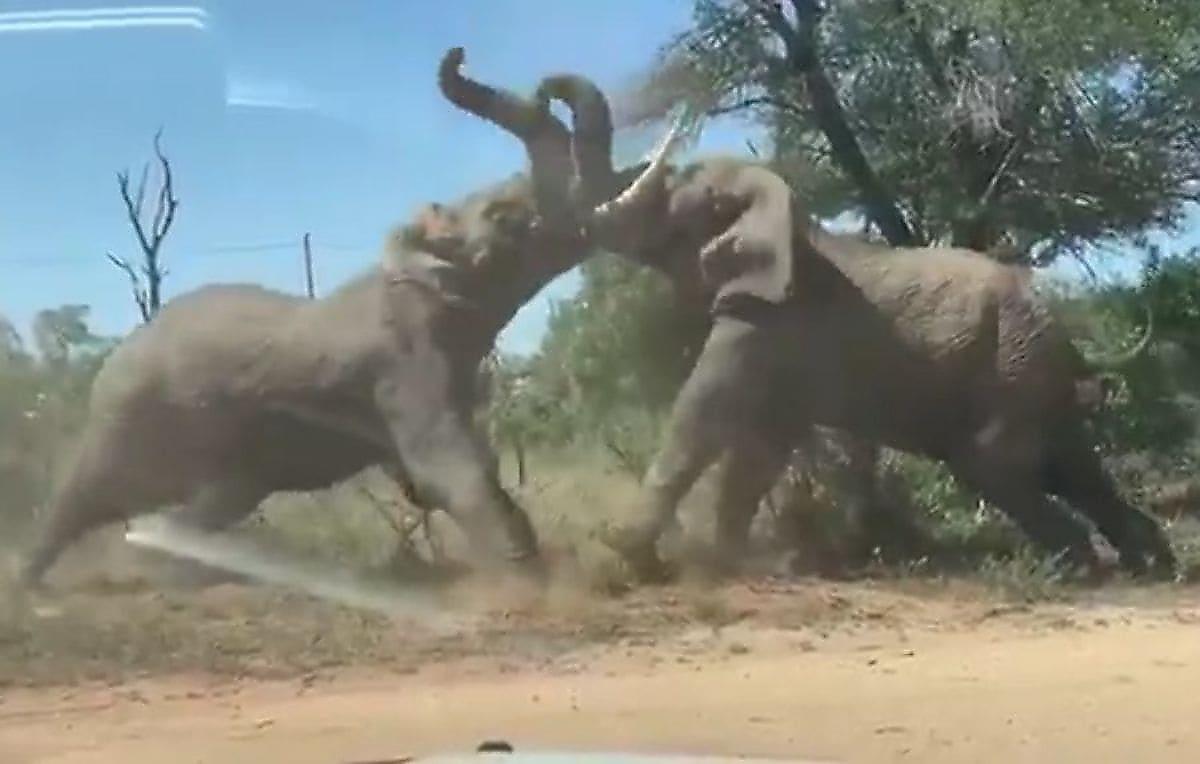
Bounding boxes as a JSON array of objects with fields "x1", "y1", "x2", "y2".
[
  {"x1": 373, "y1": 364, "x2": 541, "y2": 580},
  {"x1": 604, "y1": 316, "x2": 783, "y2": 581},
  {"x1": 712, "y1": 435, "x2": 790, "y2": 570}
]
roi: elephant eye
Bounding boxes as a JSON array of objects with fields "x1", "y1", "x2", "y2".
[{"x1": 482, "y1": 199, "x2": 529, "y2": 231}]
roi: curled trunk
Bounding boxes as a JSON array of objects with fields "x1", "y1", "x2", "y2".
[
  {"x1": 536, "y1": 75, "x2": 615, "y2": 205},
  {"x1": 536, "y1": 72, "x2": 686, "y2": 232},
  {"x1": 438, "y1": 47, "x2": 573, "y2": 215}
]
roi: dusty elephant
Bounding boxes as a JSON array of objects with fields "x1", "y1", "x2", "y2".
[
  {"x1": 534, "y1": 85, "x2": 1177, "y2": 581},
  {"x1": 19, "y1": 48, "x2": 669, "y2": 588}
]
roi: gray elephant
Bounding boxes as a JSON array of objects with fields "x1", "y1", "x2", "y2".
[
  {"x1": 534, "y1": 84, "x2": 1177, "y2": 581},
  {"x1": 19, "y1": 49, "x2": 668, "y2": 588}
]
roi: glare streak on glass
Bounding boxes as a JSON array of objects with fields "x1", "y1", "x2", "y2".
[{"x1": 0, "y1": 6, "x2": 208, "y2": 34}]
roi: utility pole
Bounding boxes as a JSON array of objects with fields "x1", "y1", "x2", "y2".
[{"x1": 302, "y1": 232, "x2": 316, "y2": 299}]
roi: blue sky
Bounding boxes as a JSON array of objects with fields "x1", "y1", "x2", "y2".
[
  {"x1": 0, "y1": 1, "x2": 758, "y2": 354},
  {"x1": 1, "y1": 2, "x2": 1193, "y2": 357}
]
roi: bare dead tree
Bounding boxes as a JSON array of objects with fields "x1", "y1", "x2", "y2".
[{"x1": 105, "y1": 129, "x2": 179, "y2": 323}]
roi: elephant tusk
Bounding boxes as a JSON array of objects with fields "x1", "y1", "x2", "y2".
[
  {"x1": 1082, "y1": 305, "x2": 1155, "y2": 370},
  {"x1": 589, "y1": 111, "x2": 688, "y2": 224}
]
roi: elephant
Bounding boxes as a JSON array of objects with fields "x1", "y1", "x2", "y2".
[
  {"x1": 19, "y1": 48, "x2": 672, "y2": 588},
  {"x1": 533, "y1": 83, "x2": 1177, "y2": 582}
]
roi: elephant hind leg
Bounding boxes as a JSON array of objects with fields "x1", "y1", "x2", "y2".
[
  {"x1": 150, "y1": 478, "x2": 269, "y2": 587},
  {"x1": 21, "y1": 427, "x2": 179, "y2": 587},
  {"x1": 606, "y1": 412, "x2": 724, "y2": 579},
  {"x1": 173, "y1": 478, "x2": 267, "y2": 532},
  {"x1": 712, "y1": 435, "x2": 789, "y2": 570},
  {"x1": 950, "y1": 420, "x2": 1100, "y2": 572},
  {"x1": 1045, "y1": 433, "x2": 1176, "y2": 579},
  {"x1": 965, "y1": 472, "x2": 1100, "y2": 571}
]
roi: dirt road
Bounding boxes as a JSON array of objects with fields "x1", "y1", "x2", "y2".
[{"x1": 5, "y1": 598, "x2": 1199, "y2": 764}]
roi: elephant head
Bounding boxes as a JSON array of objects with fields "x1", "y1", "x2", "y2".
[
  {"x1": 387, "y1": 49, "x2": 681, "y2": 343},
  {"x1": 534, "y1": 79, "x2": 800, "y2": 310}
]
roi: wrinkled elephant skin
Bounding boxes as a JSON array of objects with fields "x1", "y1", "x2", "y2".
[
  {"x1": 20, "y1": 49, "x2": 669, "y2": 588},
  {"x1": 535, "y1": 85, "x2": 1176, "y2": 581}
]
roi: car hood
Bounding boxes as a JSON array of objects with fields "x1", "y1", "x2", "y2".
[{"x1": 403, "y1": 752, "x2": 833, "y2": 763}]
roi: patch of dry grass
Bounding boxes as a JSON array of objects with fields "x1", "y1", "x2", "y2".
[
  {"x1": 0, "y1": 576, "x2": 409, "y2": 687},
  {"x1": 6, "y1": 446, "x2": 1196, "y2": 689}
]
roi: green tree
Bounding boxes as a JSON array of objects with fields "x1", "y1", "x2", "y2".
[
  {"x1": 626, "y1": 0, "x2": 1199, "y2": 260},
  {"x1": 32, "y1": 305, "x2": 103, "y2": 366},
  {"x1": 511, "y1": 1, "x2": 1200, "y2": 562},
  {"x1": 1080, "y1": 249, "x2": 1200, "y2": 456},
  {"x1": 0, "y1": 307, "x2": 114, "y2": 541},
  {"x1": 0, "y1": 316, "x2": 22, "y2": 362},
  {"x1": 528, "y1": 254, "x2": 709, "y2": 454},
  {"x1": 538, "y1": 255, "x2": 705, "y2": 416}
]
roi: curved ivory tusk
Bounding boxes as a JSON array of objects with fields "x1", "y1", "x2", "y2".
[{"x1": 590, "y1": 112, "x2": 688, "y2": 223}]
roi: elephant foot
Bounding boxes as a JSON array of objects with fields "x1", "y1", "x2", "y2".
[
  {"x1": 1121, "y1": 549, "x2": 1179, "y2": 583},
  {"x1": 18, "y1": 553, "x2": 53, "y2": 592},
  {"x1": 491, "y1": 551, "x2": 549, "y2": 593},
  {"x1": 709, "y1": 549, "x2": 746, "y2": 579},
  {"x1": 1058, "y1": 544, "x2": 1105, "y2": 579},
  {"x1": 1109, "y1": 520, "x2": 1179, "y2": 582},
  {"x1": 1057, "y1": 556, "x2": 1114, "y2": 587},
  {"x1": 475, "y1": 554, "x2": 550, "y2": 612},
  {"x1": 515, "y1": 552, "x2": 550, "y2": 585},
  {"x1": 600, "y1": 526, "x2": 673, "y2": 585}
]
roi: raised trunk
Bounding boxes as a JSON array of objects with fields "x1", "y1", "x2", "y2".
[
  {"x1": 437, "y1": 47, "x2": 573, "y2": 213},
  {"x1": 537, "y1": 74, "x2": 616, "y2": 205}
]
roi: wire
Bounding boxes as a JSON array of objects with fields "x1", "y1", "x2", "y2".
[{"x1": 0, "y1": 237, "x2": 377, "y2": 269}]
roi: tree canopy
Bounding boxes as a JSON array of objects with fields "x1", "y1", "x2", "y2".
[
  {"x1": 0, "y1": 307, "x2": 114, "y2": 538},
  {"x1": 622, "y1": 0, "x2": 1199, "y2": 263},
  {"x1": 484, "y1": 1, "x2": 1200, "y2": 544}
]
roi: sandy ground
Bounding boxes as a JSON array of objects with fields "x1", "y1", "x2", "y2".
[{"x1": 4, "y1": 579, "x2": 1200, "y2": 764}]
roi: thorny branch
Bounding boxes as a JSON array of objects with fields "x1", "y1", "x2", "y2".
[
  {"x1": 105, "y1": 252, "x2": 151, "y2": 323},
  {"x1": 705, "y1": 95, "x2": 804, "y2": 118}
]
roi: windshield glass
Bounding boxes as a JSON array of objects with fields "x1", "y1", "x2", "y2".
[{"x1": 2, "y1": 2, "x2": 1198, "y2": 762}]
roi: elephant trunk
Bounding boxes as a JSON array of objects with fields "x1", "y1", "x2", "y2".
[
  {"x1": 535, "y1": 74, "x2": 615, "y2": 206},
  {"x1": 437, "y1": 47, "x2": 574, "y2": 216},
  {"x1": 537, "y1": 72, "x2": 685, "y2": 232}
]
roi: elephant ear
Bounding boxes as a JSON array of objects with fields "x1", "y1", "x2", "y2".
[
  {"x1": 381, "y1": 203, "x2": 474, "y2": 305},
  {"x1": 391, "y1": 203, "x2": 468, "y2": 265},
  {"x1": 695, "y1": 165, "x2": 800, "y2": 309}
]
